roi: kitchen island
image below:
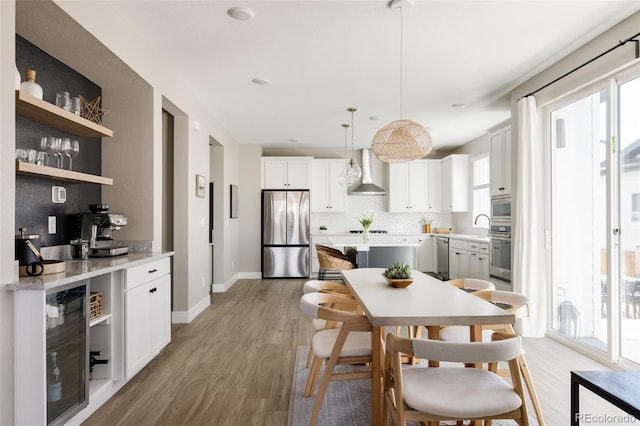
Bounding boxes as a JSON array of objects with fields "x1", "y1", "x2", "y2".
[{"x1": 328, "y1": 235, "x2": 421, "y2": 268}]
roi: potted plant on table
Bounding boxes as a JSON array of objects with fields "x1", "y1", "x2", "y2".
[{"x1": 382, "y1": 262, "x2": 413, "y2": 288}]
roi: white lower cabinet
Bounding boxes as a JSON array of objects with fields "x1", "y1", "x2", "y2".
[
  {"x1": 417, "y1": 235, "x2": 436, "y2": 272},
  {"x1": 449, "y1": 238, "x2": 489, "y2": 280},
  {"x1": 125, "y1": 258, "x2": 171, "y2": 378},
  {"x1": 468, "y1": 241, "x2": 490, "y2": 281}
]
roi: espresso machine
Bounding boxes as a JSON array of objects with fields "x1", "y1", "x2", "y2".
[{"x1": 70, "y1": 206, "x2": 129, "y2": 257}]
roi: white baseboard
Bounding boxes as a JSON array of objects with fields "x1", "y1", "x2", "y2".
[
  {"x1": 211, "y1": 271, "x2": 261, "y2": 293},
  {"x1": 171, "y1": 294, "x2": 210, "y2": 323}
]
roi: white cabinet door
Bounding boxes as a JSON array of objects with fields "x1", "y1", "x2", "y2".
[
  {"x1": 328, "y1": 161, "x2": 346, "y2": 212},
  {"x1": 262, "y1": 158, "x2": 289, "y2": 189},
  {"x1": 262, "y1": 157, "x2": 312, "y2": 189},
  {"x1": 427, "y1": 160, "x2": 441, "y2": 213},
  {"x1": 388, "y1": 161, "x2": 427, "y2": 212},
  {"x1": 408, "y1": 162, "x2": 428, "y2": 211},
  {"x1": 490, "y1": 125, "x2": 512, "y2": 196},
  {"x1": 125, "y1": 258, "x2": 171, "y2": 379},
  {"x1": 286, "y1": 158, "x2": 312, "y2": 189},
  {"x1": 388, "y1": 163, "x2": 410, "y2": 212},
  {"x1": 125, "y1": 282, "x2": 152, "y2": 378},
  {"x1": 311, "y1": 160, "x2": 346, "y2": 212},
  {"x1": 441, "y1": 155, "x2": 469, "y2": 212},
  {"x1": 150, "y1": 274, "x2": 171, "y2": 354},
  {"x1": 417, "y1": 236, "x2": 436, "y2": 272},
  {"x1": 441, "y1": 158, "x2": 453, "y2": 212}
]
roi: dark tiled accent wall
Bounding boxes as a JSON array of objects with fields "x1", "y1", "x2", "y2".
[{"x1": 15, "y1": 35, "x2": 103, "y2": 247}]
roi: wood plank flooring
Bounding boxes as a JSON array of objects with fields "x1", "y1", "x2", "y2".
[{"x1": 82, "y1": 278, "x2": 619, "y2": 426}]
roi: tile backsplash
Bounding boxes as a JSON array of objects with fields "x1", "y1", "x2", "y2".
[{"x1": 311, "y1": 195, "x2": 453, "y2": 234}]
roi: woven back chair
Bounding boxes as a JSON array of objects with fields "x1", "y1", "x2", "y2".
[{"x1": 316, "y1": 245, "x2": 356, "y2": 282}]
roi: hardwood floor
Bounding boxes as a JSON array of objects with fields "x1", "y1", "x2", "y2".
[
  {"x1": 83, "y1": 278, "x2": 313, "y2": 426},
  {"x1": 83, "y1": 278, "x2": 619, "y2": 426}
]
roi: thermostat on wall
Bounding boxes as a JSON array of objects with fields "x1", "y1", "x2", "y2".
[{"x1": 52, "y1": 186, "x2": 66, "y2": 203}]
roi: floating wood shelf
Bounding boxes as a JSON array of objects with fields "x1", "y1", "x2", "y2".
[
  {"x1": 16, "y1": 161, "x2": 113, "y2": 185},
  {"x1": 15, "y1": 90, "x2": 113, "y2": 138}
]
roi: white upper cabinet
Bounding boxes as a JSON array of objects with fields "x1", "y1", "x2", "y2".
[
  {"x1": 311, "y1": 159, "x2": 347, "y2": 212},
  {"x1": 388, "y1": 161, "x2": 428, "y2": 212},
  {"x1": 440, "y1": 154, "x2": 469, "y2": 212},
  {"x1": 261, "y1": 157, "x2": 312, "y2": 189},
  {"x1": 490, "y1": 125, "x2": 512, "y2": 196},
  {"x1": 427, "y1": 160, "x2": 442, "y2": 213}
]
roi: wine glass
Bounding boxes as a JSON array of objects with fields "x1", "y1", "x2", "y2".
[
  {"x1": 60, "y1": 139, "x2": 71, "y2": 170},
  {"x1": 64, "y1": 140, "x2": 80, "y2": 170},
  {"x1": 40, "y1": 137, "x2": 53, "y2": 166},
  {"x1": 50, "y1": 138, "x2": 62, "y2": 168}
]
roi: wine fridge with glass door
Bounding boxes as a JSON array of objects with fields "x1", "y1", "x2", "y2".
[{"x1": 46, "y1": 281, "x2": 89, "y2": 425}]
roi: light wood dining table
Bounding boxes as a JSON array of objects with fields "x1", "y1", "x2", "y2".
[{"x1": 341, "y1": 268, "x2": 516, "y2": 426}]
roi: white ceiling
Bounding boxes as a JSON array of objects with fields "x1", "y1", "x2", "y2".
[{"x1": 107, "y1": 0, "x2": 640, "y2": 152}]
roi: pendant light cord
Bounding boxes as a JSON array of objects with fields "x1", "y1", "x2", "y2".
[
  {"x1": 350, "y1": 109, "x2": 355, "y2": 159},
  {"x1": 399, "y1": 5, "x2": 403, "y2": 120}
]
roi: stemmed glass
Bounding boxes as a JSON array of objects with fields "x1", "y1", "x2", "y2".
[
  {"x1": 51, "y1": 138, "x2": 63, "y2": 168},
  {"x1": 64, "y1": 140, "x2": 80, "y2": 170},
  {"x1": 40, "y1": 137, "x2": 53, "y2": 166}
]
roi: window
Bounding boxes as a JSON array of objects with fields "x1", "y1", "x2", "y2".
[
  {"x1": 632, "y1": 193, "x2": 640, "y2": 222},
  {"x1": 472, "y1": 154, "x2": 490, "y2": 227}
]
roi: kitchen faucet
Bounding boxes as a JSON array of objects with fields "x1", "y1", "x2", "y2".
[{"x1": 474, "y1": 213, "x2": 491, "y2": 226}]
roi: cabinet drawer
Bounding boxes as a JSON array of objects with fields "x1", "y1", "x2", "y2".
[
  {"x1": 468, "y1": 242, "x2": 489, "y2": 252},
  {"x1": 450, "y1": 239, "x2": 469, "y2": 250},
  {"x1": 126, "y1": 257, "x2": 171, "y2": 290}
]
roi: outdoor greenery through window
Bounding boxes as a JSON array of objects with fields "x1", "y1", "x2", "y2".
[{"x1": 472, "y1": 154, "x2": 490, "y2": 227}]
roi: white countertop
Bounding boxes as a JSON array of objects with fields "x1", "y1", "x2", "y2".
[
  {"x1": 313, "y1": 232, "x2": 489, "y2": 244},
  {"x1": 7, "y1": 251, "x2": 174, "y2": 291},
  {"x1": 328, "y1": 235, "x2": 422, "y2": 251}
]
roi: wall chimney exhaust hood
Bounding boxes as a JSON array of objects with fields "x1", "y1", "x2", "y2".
[{"x1": 349, "y1": 148, "x2": 387, "y2": 195}]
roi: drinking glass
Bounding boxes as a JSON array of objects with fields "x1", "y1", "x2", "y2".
[
  {"x1": 27, "y1": 149, "x2": 37, "y2": 164},
  {"x1": 60, "y1": 138, "x2": 71, "y2": 169},
  {"x1": 64, "y1": 140, "x2": 80, "y2": 170},
  {"x1": 70, "y1": 97, "x2": 81, "y2": 115},
  {"x1": 55, "y1": 91, "x2": 70, "y2": 111},
  {"x1": 15, "y1": 148, "x2": 27, "y2": 162},
  {"x1": 51, "y1": 138, "x2": 63, "y2": 168},
  {"x1": 36, "y1": 151, "x2": 47, "y2": 166}
]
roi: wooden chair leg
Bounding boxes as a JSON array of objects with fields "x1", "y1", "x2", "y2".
[
  {"x1": 305, "y1": 345, "x2": 314, "y2": 368},
  {"x1": 304, "y1": 356, "x2": 323, "y2": 397},
  {"x1": 309, "y1": 354, "x2": 340, "y2": 426},
  {"x1": 519, "y1": 353, "x2": 545, "y2": 425}
]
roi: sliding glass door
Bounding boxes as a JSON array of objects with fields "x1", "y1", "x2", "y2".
[{"x1": 548, "y1": 69, "x2": 640, "y2": 366}]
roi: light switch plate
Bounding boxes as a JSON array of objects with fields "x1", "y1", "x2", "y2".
[
  {"x1": 52, "y1": 186, "x2": 66, "y2": 203},
  {"x1": 48, "y1": 216, "x2": 56, "y2": 234}
]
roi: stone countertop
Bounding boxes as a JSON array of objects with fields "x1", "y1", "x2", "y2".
[
  {"x1": 7, "y1": 251, "x2": 174, "y2": 291},
  {"x1": 312, "y1": 232, "x2": 489, "y2": 243}
]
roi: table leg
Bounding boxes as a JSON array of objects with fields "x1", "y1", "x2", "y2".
[
  {"x1": 427, "y1": 326, "x2": 440, "y2": 367},
  {"x1": 571, "y1": 374, "x2": 579, "y2": 426},
  {"x1": 372, "y1": 325, "x2": 383, "y2": 426}
]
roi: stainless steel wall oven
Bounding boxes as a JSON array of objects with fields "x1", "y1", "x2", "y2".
[{"x1": 489, "y1": 222, "x2": 511, "y2": 282}]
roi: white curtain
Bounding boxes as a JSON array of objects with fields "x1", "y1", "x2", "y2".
[{"x1": 513, "y1": 96, "x2": 546, "y2": 337}]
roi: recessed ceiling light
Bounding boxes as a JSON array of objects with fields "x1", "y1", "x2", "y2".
[
  {"x1": 289, "y1": 138, "x2": 300, "y2": 143},
  {"x1": 252, "y1": 77, "x2": 270, "y2": 85},
  {"x1": 227, "y1": 6, "x2": 255, "y2": 21},
  {"x1": 451, "y1": 103, "x2": 466, "y2": 109},
  {"x1": 369, "y1": 115, "x2": 380, "y2": 121}
]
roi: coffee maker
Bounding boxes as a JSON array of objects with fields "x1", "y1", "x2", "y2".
[{"x1": 70, "y1": 209, "x2": 129, "y2": 257}]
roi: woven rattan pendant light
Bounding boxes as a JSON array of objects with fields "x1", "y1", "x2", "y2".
[{"x1": 371, "y1": 0, "x2": 433, "y2": 163}]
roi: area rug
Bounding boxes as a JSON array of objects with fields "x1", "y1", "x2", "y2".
[{"x1": 288, "y1": 346, "x2": 540, "y2": 426}]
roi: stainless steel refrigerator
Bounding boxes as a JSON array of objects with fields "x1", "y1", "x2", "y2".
[{"x1": 262, "y1": 190, "x2": 310, "y2": 278}]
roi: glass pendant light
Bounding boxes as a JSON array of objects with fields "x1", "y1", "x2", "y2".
[
  {"x1": 338, "y1": 123, "x2": 350, "y2": 186},
  {"x1": 346, "y1": 107, "x2": 362, "y2": 182}
]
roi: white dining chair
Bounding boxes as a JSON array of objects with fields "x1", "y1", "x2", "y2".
[
  {"x1": 299, "y1": 291, "x2": 372, "y2": 426},
  {"x1": 383, "y1": 332, "x2": 529, "y2": 426}
]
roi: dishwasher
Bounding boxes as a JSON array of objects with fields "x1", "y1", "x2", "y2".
[{"x1": 435, "y1": 236, "x2": 449, "y2": 280}]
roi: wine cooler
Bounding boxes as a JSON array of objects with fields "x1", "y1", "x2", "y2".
[{"x1": 46, "y1": 282, "x2": 89, "y2": 425}]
